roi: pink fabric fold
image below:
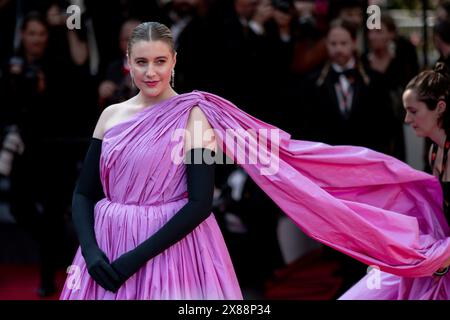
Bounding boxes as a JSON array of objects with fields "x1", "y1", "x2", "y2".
[
  {"x1": 61, "y1": 90, "x2": 450, "y2": 300},
  {"x1": 190, "y1": 91, "x2": 450, "y2": 299}
]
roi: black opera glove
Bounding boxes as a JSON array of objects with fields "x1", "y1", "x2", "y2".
[
  {"x1": 72, "y1": 137, "x2": 122, "y2": 292},
  {"x1": 83, "y1": 245, "x2": 121, "y2": 292},
  {"x1": 110, "y1": 148, "x2": 216, "y2": 289}
]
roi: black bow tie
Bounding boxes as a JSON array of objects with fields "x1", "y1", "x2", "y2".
[{"x1": 331, "y1": 68, "x2": 357, "y2": 82}]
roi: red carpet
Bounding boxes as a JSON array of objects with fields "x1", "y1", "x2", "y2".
[
  {"x1": 1, "y1": 253, "x2": 344, "y2": 300},
  {"x1": 0, "y1": 264, "x2": 66, "y2": 300},
  {"x1": 264, "y1": 248, "x2": 344, "y2": 300}
]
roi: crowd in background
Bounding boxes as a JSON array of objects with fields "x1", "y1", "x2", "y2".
[{"x1": 0, "y1": 0, "x2": 448, "y2": 299}]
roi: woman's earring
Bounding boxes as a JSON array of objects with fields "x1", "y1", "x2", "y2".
[
  {"x1": 171, "y1": 69, "x2": 175, "y2": 88},
  {"x1": 130, "y1": 73, "x2": 135, "y2": 88}
]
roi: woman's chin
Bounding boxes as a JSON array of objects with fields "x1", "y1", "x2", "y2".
[
  {"x1": 140, "y1": 87, "x2": 161, "y2": 97},
  {"x1": 413, "y1": 129, "x2": 424, "y2": 137}
]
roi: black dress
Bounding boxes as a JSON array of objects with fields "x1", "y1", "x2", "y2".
[
  {"x1": 430, "y1": 140, "x2": 450, "y2": 224},
  {"x1": 440, "y1": 181, "x2": 450, "y2": 223}
]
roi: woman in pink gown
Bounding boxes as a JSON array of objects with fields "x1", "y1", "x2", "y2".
[{"x1": 61, "y1": 22, "x2": 450, "y2": 300}]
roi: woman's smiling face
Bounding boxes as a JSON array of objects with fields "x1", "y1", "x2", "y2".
[{"x1": 128, "y1": 40, "x2": 176, "y2": 97}]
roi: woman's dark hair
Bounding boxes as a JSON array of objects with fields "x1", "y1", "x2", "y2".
[
  {"x1": 16, "y1": 11, "x2": 49, "y2": 57},
  {"x1": 405, "y1": 62, "x2": 450, "y2": 134},
  {"x1": 21, "y1": 11, "x2": 49, "y2": 32},
  {"x1": 380, "y1": 13, "x2": 397, "y2": 34},
  {"x1": 127, "y1": 21, "x2": 175, "y2": 55},
  {"x1": 328, "y1": 18, "x2": 358, "y2": 40}
]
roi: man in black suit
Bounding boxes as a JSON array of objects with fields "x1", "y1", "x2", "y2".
[
  {"x1": 302, "y1": 19, "x2": 395, "y2": 156},
  {"x1": 300, "y1": 19, "x2": 396, "y2": 296}
]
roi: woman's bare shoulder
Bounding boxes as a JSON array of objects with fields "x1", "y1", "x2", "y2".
[
  {"x1": 185, "y1": 105, "x2": 216, "y2": 152},
  {"x1": 92, "y1": 103, "x2": 124, "y2": 140}
]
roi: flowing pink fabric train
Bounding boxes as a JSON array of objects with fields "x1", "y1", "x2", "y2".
[{"x1": 61, "y1": 91, "x2": 450, "y2": 300}]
